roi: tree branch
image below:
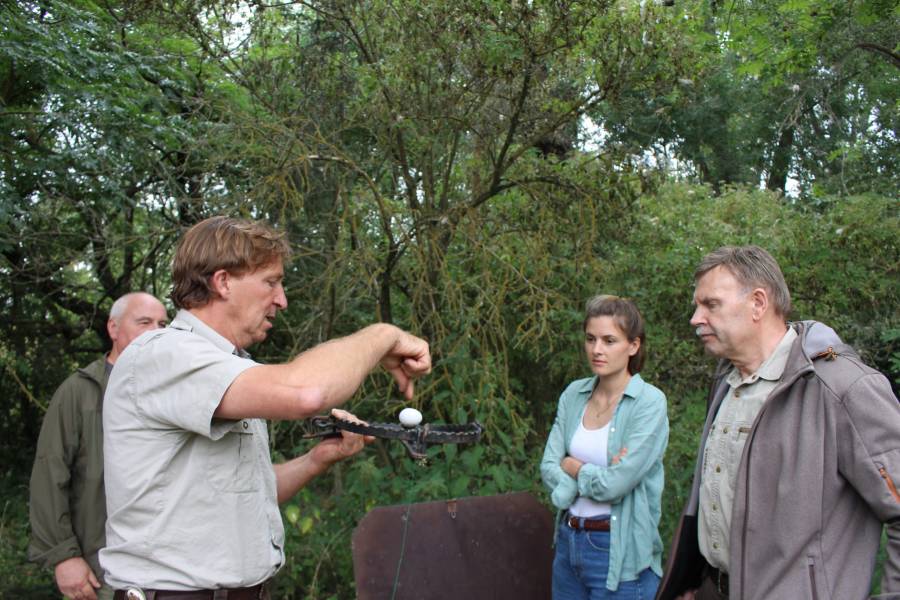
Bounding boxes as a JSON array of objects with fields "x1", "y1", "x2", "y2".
[{"x1": 855, "y1": 43, "x2": 900, "y2": 70}]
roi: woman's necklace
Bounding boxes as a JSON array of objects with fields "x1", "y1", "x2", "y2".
[
  {"x1": 592, "y1": 399, "x2": 617, "y2": 419},
  {"x1": 590, "y1": 388, "x2": 624, "y2": 419}
]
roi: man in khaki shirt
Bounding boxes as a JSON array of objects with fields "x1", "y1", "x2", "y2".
[
  {"x1": 101, "y1": 217, "x2": 432, "y2": 598},
  {"x1": 687, "y1": 247, "x2": 797, "y2": 599},
  {"x1": 696, "y1": 326, "x2": 795, "y2": 571},
  {"x1": 657, "y1": 245, "x2": 900, "y2": 600}
]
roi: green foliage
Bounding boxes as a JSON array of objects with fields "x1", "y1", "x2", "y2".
[
  {"x1": 0, "y1": 473, "x2": 56, "y2": 598},
  {"x1": 1, "y1": 0, "x2": 897, "y2": 597},
  {"x1": 258, "y1": 185, "x2": 897, "y2": 598},
  {"x1": 597, "y1": 0, "x2": 899, "y2": 197}
]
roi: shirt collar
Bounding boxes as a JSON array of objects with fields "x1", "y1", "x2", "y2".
[
  {"x1": 726, "y1": 327, "x2": 797, "y2": 387},
  {"x1": 575, "y1": 373, "x2": 645, "y2": 399},
  {"x1": 170, "y1": 309, "x2": 252, "y2": 358}
]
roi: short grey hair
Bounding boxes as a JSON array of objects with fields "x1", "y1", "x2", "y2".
[
  {"x1": 109, "y1": 292, "x2": 144, "y2": 322},
  {"x1": 694, "y1": 245, "x2": 792, "y2": 317}
]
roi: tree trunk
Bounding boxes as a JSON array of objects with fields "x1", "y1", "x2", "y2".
[{"x1": 766, "y1": 125, "x2": 795, "y2": 192}]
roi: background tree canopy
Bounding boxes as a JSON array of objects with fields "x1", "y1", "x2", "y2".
[{"x1": 1, "y1": 0, "x2": 897, "y2": 597}]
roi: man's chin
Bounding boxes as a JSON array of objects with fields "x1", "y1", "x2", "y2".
[
  {"x1": 247, "y1": 328, "x2": 270, "y2": 347},
  {"x1": 699, "y1": 339, "x2": 724, "y2": 357}
]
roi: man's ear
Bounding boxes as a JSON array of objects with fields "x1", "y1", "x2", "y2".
[
  {"x1": 107, "y1": 317, "x2": 119, "y2": 343},
  {"x1": 750, "y1": 287, "x2": 769, "y2": 321},
  {"x1": 209, "y1": 269, "x2": 231, "y2": 299}
]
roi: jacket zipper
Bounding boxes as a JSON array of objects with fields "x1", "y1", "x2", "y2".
[
  {"x1": 879, "y1": 466, "x2": 900, "y2": 503},
  {"x1": 807, "y1": 557, "x2": 819, "y2": 600},
  {"x1": 738, "y1": 360, "x2": 814, "y2": 600}
]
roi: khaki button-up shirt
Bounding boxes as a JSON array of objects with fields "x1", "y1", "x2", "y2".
[
  {"x1": 698, "y1": 327, "x2": 797, "y2": 572},
  {"x1": 101, "y1": 310, "x2": 284, "y2": 590}
]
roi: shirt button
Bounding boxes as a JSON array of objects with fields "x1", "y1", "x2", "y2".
[
  {"x1": 712, "y1": 504, "x2": 718, "y2": 511},
  {"x1": 713, "y1": 542, "x2": 719, "y2": 550},
  {"x1": 243, "y1": 421, "x2": 249, "y2": 429},
  {"x1": 723, "y1": 426, "x2": 729, "y2": 434},
  {"x1": 715, "y1": 465, "x2": 721, "y2": 473},
  {"x1": 735, "y1": 391, "x2": 741, "y2": 398},
  {"x1": 610, "y1": 427, "x2": 615, "y2": 433}
]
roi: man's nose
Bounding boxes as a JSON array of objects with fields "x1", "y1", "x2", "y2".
[
  {"x1": 274, "y1": 284, "x2": 288, "y2": 309},
  {"x1": 689, "y1": 307, "x2": 704, "y2": 327}
]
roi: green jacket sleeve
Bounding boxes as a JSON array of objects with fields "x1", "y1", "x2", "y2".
[{"x1": 28, "y1": 378, "x2": 84, "y2": 569}]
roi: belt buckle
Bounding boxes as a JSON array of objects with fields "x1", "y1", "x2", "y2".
[
  {"x1": 567, "y1": 516, "x2": 578, "y2": 530},
  {"x1": 126, "y1": 589, "x2": 147, "y2": 600}
]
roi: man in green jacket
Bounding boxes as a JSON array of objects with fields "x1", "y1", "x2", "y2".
[{"x1": 29, "y1": 292, "x2": 168, "y2": 600}]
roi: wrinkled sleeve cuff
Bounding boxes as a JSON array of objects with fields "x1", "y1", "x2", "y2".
[
  {"x1": 28, "y1": 535, "x2": 81, "y2": 570},
  {"x1": 576, "y1": 463, "x2": 600, "y2": 497},
  {"x1": 551, "y1": 476, "x2": 578, "y2": 509}
]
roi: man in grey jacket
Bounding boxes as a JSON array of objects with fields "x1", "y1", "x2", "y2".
[{"x1": 657, "y1": 245, "x2": 900, "y2": 600}]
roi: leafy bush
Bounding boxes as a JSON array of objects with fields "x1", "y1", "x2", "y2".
[{"x1": 4, "y1": 184, "x2": 896, "y2": 597}]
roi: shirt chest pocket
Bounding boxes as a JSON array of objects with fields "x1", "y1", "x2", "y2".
[
  {"x1": 206, "y1": 421, "x2": 259, "y2": 493},
  {"x1": 726, "y1": 422, "x2": 753, "y2": 467}
]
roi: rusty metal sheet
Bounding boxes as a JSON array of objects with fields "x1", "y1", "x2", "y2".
[{"x1": 352, "y1": 492, "x2": 554, "y2": 600}]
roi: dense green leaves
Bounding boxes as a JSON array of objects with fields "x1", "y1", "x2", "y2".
[{"x1": 597, "y1": 0, "x2": 899, "y2": 197}]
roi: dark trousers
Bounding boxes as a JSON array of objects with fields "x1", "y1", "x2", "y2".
[{"x1": 694, "y1": 564, "x2": 728, "y2": 600}]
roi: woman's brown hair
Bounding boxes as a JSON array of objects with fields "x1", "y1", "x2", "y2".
[{"x1": 583, "y1": 294, "x2": 646, "y2": 374}]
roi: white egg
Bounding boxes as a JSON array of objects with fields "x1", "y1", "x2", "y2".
[{"x1": 398, "y1": 407, "x2": 423, "y2": 428}]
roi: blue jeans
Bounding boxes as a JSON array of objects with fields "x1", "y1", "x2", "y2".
[{"x1": 552, "y1": 521, "x2": 660, "y2": 600}]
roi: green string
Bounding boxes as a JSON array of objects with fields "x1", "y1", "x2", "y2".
[{"x1": 389, "y1": 502, "x2": 413, "y2": 600}]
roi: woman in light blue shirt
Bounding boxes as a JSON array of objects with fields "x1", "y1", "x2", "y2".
[{"x1": 541, "y1": 295, "x2": 668, "y2": 599}]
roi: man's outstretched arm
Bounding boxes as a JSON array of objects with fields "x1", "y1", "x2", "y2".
[{"x1": 217, "y1": 324, "x2": 431, "y2": 420}]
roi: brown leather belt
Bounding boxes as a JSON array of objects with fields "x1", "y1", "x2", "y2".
[
  {"x1": 113, "y1": 583, "x2": 267, "y2": 600},
  {"x1": 565, "y1": 515, "x2": 610, "y2": 531}
]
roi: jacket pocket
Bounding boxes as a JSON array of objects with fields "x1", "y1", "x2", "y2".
[
  {"x1": 877, "y1": 463, "x2": 900, "y2": 503},
  {"x1": 806, "y1": 556, "x2": 819, "y2": 600}
]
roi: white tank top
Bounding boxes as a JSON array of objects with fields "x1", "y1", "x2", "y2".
[{"x1": 567, "y1": 407, "x2": 612, "y2": 518}]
